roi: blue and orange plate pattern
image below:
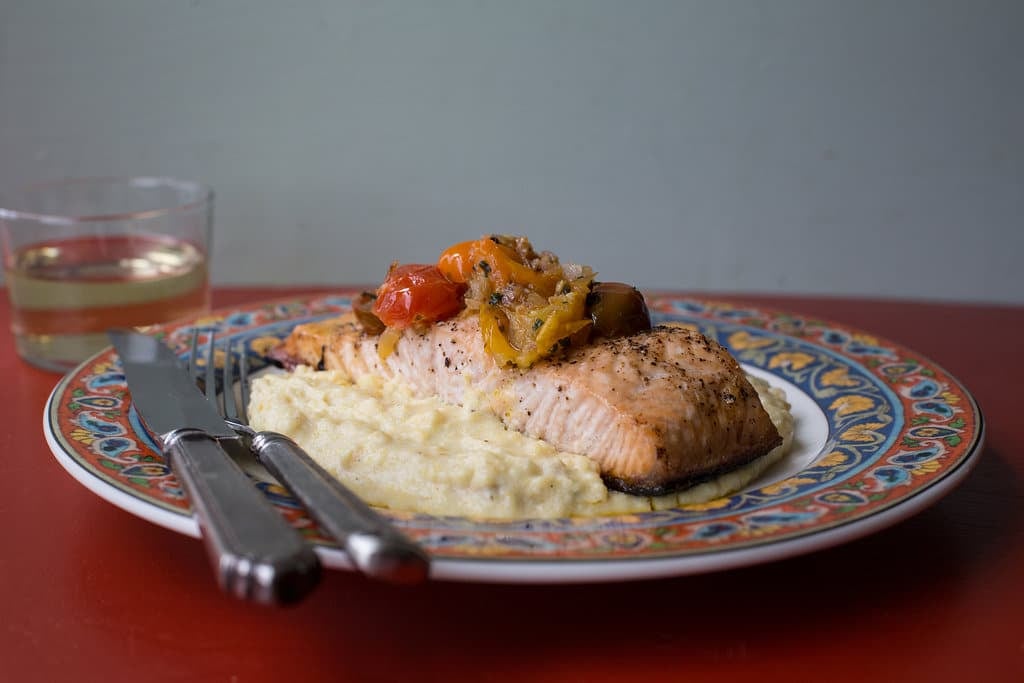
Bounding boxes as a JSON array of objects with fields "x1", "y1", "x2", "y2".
[{"x1": 44, "y1": 294, "x2": 984, "y2": 583}]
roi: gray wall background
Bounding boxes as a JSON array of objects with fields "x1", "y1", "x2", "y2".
[{"x1": 2, "y1": 0, "x2": 1022, "y2": 303}]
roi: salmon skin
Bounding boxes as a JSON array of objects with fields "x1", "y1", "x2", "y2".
[{"x1": 271, "y1": 313, "x2": 783, "y2": 496}]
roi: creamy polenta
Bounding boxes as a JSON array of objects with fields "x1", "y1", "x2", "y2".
[{"x1": 248, "y1": 367, "x2": 793, "y2": 519}]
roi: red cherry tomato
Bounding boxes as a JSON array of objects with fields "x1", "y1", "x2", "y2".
[{"x1": 372, "y1": 263, "x2": 466, "y2": 329}]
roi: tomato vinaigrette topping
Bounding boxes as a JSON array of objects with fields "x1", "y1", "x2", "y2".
[{"x1": 358, "y1": 235, "x2": 651, "y2": 368}]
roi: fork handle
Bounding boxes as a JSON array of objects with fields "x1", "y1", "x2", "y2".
[
  {"x1": 164, "y1": 428, "x2": 322, "y2": 604},
  {"x1": 250, "y1": 430, "x2": 430, "y2": 585}
]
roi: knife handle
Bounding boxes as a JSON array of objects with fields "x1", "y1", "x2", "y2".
[
  {"x1": 250, "y1": 430, "x2": 430, "y2": 585},
  {"x1": 163, "y1": 428, "x2": 322, "y2": 604}
]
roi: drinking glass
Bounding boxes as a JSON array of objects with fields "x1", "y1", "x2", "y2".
[{"x1": 0, "y1": 176, "x2": 213, "y2": 372}]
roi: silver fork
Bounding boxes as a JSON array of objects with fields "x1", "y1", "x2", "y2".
[{"x1": 192, "y1": 330, "x2": 430, "y2": 585}]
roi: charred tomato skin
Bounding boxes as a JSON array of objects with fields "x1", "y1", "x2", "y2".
[
  {"x1": 586, "y1": 282, "x2": 652, "y2": 339},
  {"x1": 352, "y1": 291, "x2": 386, "y2": 335}
]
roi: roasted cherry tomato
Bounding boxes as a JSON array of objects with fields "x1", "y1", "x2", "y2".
[
  {"x1": 586, "y1": 282, "x2": 652, "y2": 339},
  {"x1": 436, "y1": 240, "x2": 479, "y2": 283},
  {"x1": 372, "y1": 263, "x2": 466, "y2": 329}
]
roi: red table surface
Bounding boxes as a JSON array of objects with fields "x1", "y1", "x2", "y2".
[{"x1": 2, "y1": 287, "x2": 1022, "y2": 683}]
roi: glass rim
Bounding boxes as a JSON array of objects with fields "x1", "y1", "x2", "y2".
[{"x1": 0, "y1": 176, "x2": 214, "y2": 226}]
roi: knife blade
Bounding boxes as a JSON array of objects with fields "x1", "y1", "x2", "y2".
[{"x1": 109, "y1": 330, "x2": 321, "y2": 604}]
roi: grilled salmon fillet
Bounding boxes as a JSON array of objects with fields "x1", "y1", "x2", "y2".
[{"x1": 272, "y1": 313, "x2": 782, "y2": 496}]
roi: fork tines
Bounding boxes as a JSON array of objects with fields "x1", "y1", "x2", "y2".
[{"x1": 188, "y1": 328, "x2": 250, "y2": 422}]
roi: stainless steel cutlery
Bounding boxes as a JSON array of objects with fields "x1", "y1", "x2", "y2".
[{"x1": 108, "y1": 329, "x2": 429, "y2": 603}]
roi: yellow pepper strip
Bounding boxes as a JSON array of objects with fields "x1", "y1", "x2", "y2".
[{"x1": 478, "y1": 306, "x2": 521, "y2": 366}]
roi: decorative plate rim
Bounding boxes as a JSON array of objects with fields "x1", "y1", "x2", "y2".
[{"x1": 43, "y1": 293, "x2": 985, "y2": 583}]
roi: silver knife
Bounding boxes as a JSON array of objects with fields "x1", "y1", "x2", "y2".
[{"x1": 109, "y1": 330, "x2": 321, "y2": 604}]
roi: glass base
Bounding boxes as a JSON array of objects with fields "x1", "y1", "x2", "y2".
[{"x1": 15, "y1": 332, "x2": 110, "y2": 373}]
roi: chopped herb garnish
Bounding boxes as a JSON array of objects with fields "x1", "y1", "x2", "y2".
[
  {"x1": 488, "y1": 292, "x2": 503, "y2": 306},
  {"x1": 533, "y1": 318, "x2": 544, "y2": 331},
  {"x1": 561, "y1": 284, "x2": 572, "y2": 294},
  {"x1": 479, "y1": 260, "x2": 491, "y2": 276}
]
